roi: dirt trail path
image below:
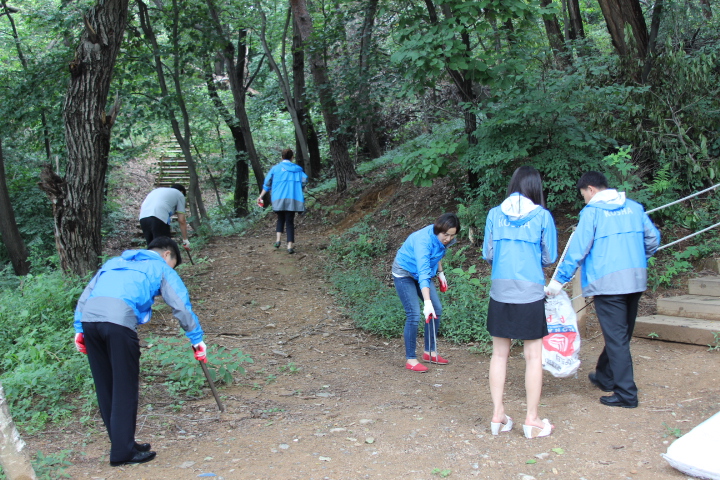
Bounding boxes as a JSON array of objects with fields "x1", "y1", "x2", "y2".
[{"x1": 50, "y1": 223, "x2": 719, "y2": 480}]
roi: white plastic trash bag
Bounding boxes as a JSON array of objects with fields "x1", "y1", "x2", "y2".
[
  {"x1": 542, "y1": 290, "x2": 581, "y2": 378},
  {"x1": 662, "y1": 411, "x2": 720, "y2": 479}
]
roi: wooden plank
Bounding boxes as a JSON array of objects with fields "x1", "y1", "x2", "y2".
[
  {"x1": 688, "y1": 277, "x2": 720, "y2": 297},
  {"x1": 657, "y1": 295, "x2": 720, "y2": 321},
  {"x1": 634, "y1": 315, "x2": 720, "y2": 345}
]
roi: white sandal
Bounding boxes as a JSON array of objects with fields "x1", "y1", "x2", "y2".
[
  {"x1": 490, "y1": 415, "x2": 513, "y2": 435},
  {"x1": 523, "y1": 418, "x2": 553, "y2": 439}
]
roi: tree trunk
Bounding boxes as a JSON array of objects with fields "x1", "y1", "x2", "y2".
[
  {"x1": 38, "y1": 0, "x2": 129, "y2": 276},
  {"x1": 641, "y1": 0, "x2": 664, "y2": 83},
  {"x1": 292, "y1": 15, "x2": 321, "y2": 179},
  {"x1": 539, "y1": 0, "x2": 570, "y2": 68},
  {"x1": 699, "y1": 0, "x2": 712, "y2": 18},
  {"x1": 1, "y1": 0, "x2": 52, "y2": 160},
  {"x1": 205, "y1": 72, "x2": 249, "y2": 216},
  {"x1": 0, "y1": 382, "x2": 37, "y2": 480},
  {"x1": 204, "y1": 1, "x2": 266, "y2": 194},
  {"x1": 290, "y1": 0, "x2": 356, "y2": 192},
  {"x1": 429, "y1": 0, "x2": 480, "y2": 189},
  {"x1": 137, "y1": 0, "x2": 205, "y2": 233},
  {"x1": 567, "y1": 0, "x2": 586, "y2": 40},
  {"x1": 357, "y1": 0, "x2": 382, "y2": 159},
  {"x1": 597, "y1": 0, "x2": 649, "y2": 77},
  {"x1": 0, "y1": 139, "x2": 30, "y2": 275},
  {"x1": 256, "y1": 4, "x2": 312, "y2": 177}
]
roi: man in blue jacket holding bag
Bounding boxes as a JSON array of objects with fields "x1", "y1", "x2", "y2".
[
  {"x1": 73, "y1": 237, "x2": 206, "y2": 466},
  {"x1": 546, "y1": 172, "x2": 660, "y2": 408}
]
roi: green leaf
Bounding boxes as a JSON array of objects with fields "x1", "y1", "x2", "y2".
[{"x1": 551, "y1": 448, "x2": 565, "y2": 455}]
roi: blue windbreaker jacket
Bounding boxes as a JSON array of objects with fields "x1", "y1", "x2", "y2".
[
  {"x1": 555, "y1": 189, "x2": 660, "y2": 296},
  {"x1": 262, "y1": 160, "x2": 308, "y2": 212},
  {"x1": 483, "y1": 194, "x2": 558, "y2": 303},
  {"x1": 73, "y1": 250, "x2": 204, "y2": 344},
  {"x1": 393, "y1": 225, "x2": 454, "y2": 290}
]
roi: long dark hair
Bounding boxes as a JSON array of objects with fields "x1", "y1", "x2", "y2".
[{"x1": 507, "y1": 166, "x2": 545, "y2": 207}]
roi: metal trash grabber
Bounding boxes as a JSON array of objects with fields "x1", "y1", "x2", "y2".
[
  {"x1": 426, "y1": 313, "x2": 439, "y2": 363},
  {"x1": 199, "y1": 360, "x2": 225, "y2": 412},
  {"x1": 183, "y1": 245, "x2": 195, "y2": 265}
]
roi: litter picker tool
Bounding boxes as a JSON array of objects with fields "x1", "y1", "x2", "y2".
[
  {"x1": 426, "y1": 313, "x2": 439, "y2": 363},
  {"x1": 199, "y1": 360, "x2": 225, "y2": 412},
  {"x1": 183, "y1": 245, "x2": 195, "y2": 265}
]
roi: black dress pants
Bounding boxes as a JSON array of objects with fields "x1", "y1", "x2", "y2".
[
  {"x1": 140, "y1": 216, "x2": 171, "y2": 246},
  {"x1": 593, "y1": 292, "x2": 643, "y2": 403},
  {"x1": 83, "y1": 322, "x2": 141, "y2": 463}
]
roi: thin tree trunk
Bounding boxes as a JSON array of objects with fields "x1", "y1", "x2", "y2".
[
  {"x1": 0, "y1": 382, "x2": 37, "y2": 480},
  {"x1": 290, "y1": 0, "x2": 356, "y2": 192},
  {"x1": 641, "y1": 0, "x2": 664, "y2": 83},
  {"x1": 1, "y1": 0, "x2": 52, "y2": 160},
  {"x1": 205, "y1": 1, "x2": 266, "y2": 194},
  {"x1": 539, "y1": 0, "x2": 570, "y2": 68},
  {"x1": 567, "y1": 0, "x2": 586, "y2": 40},
  {"x1": 699, "y1": 0, "x2": 712, "y2": 18},
  {"x1": 257, "y1": 5, "x2": 312, "y2": 177},
  {"x1": 0, "y1": 138, "x2": 30, "y2": 275},
  {"x1": 428, "y1": 0, "x2": 479, "y2": 188},
  {"x1": 38, "y1": 0, "x2": 129, "y2": 276},
  {"x1": 205, "y1": 71, "x2": 249, "y2": 216},
  {"x1": 357, "y1": 0, "x2": 382, "y2": 159},
  {"x1": 292, "y1": 14, "x2": 321, "y2": 178},
  {"x1": 137, "y1": 0, "x2": 206, "y2": 232}
]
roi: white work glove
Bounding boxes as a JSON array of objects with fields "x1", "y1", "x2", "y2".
[
  {"x1": 182, "y1": 239, "x2": 190, "y2": 248},
  {"x1": 438, "y1": 272, "x2": 448, "y2": 292},
  {"x1": 192, "y1": 341, "x2": 207, "y2": 363},
  {"x1": 423, "y1": 300, "x2": 437, "y2": 322},
  {"x1": 544, "y1": 279, "x2": 564, "y2": 296}
]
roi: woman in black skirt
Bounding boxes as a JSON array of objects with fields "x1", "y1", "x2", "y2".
[{"x1": 482, "y1": 166, "x2": 558, "y2": 438}]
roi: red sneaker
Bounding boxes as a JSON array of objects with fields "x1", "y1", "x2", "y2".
[
  {"x1": 422, "y1": 352, "x2": 449, "y2": 364},
  {"x1": 405, "y1": 362, "x2": 428, "y2": 372}
]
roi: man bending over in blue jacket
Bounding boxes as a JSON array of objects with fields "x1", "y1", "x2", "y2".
[
  {"x1": 73, "y1": 237, "x2": 207, "y2": 466},
  {"x1": 546, "y1": 171, "x2": 660, "y2": 408}
]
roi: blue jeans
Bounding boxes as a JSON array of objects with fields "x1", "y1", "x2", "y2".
[{"x1": 393, "y1": 276, "x2": 442, "y2": 359}]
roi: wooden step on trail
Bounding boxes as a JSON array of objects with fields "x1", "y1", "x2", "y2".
[
  {"x1": 688, "y1": 276, "x2": 720, "y2": 296},
  {"x1": 634, "y1": 315, "x2": 719, "y2": 345},
  {"x1": 656, "y1": 295, "x2": 720, "y2": 321},
  {"x1": 633, "y1": 275, "x2": 720, "y2": 345}
]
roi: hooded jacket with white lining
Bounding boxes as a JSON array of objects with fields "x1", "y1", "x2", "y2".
[
  {"x1": 554, "y1": 189, "x2": 660, "y2": 296},
  {"x1": 262, "y1": 160, "x2": 308, "y2": 212},
  {"x1": 483, "y1": 193, "x2": 558, "y2": 304},
  {"x1": 73, "y1": 249, "x2": 204, "y2": 345}
]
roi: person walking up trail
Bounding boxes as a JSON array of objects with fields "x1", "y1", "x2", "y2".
[
  {"x1": 139, "y1": 184, "x2": 190, "y2": 248},
  {"x1": 546, "y1": 171, "x2": 660, "y2": 409},
  {"x1": 483, "y1": 166, "x2": 558, "y2": 439},
  {"x1": 392, "y1": 213, "x2": 459, "y2": 373},
  {"x1": 256, "y1": 149, "x2": 308, "y2": 254},
  {"x1": 73, "y1": 237, "x2": 207, "y2": 467}
]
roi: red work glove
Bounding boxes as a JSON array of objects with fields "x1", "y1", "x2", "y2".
[
  {"x1": 192, "y1": 341, "x2": 207, "y2": 363},
  {"x1": 438, "y1": 272, "x2": 448, "y2": 293},
  {"x1": 74, "y1": 333, "x2": 87, "y2": 354},
  {"x1": 256, "y1": 198, "x2": 264, "y2": 207}
]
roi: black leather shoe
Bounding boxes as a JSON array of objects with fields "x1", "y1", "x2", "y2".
[
  {"x1": 110, "y1": 450, "x2": 156, "y2": 467},
  {"x1": 600, "y1": 394, "x2": 638, "y2": 408},
  {"x1": 134, "y1": 442, "x2": 151, "y2": 452},
  {"x1": 588, "y1": 372, "x2": 613, "y2": 392}
]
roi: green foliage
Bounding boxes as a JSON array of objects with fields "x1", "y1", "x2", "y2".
[
  {"x1": 708, "y1": 332, "x2": 720, "y2": 352},
  {"x1": 0, "y1": 449, "x2": 74, "y2": 480},
  {"x1": 662, "y1": 422, "x2": 683, "y2": 439},
  {"x1": 392, "y1": 120, "x2": 466, "y2": 187},
  {"x1": 142, "y1": 336, "x2": 253, "y2": 397},
  {"x1": 439, "y1": 265, "x2": 491, "y2": 344},
  {"x1": 431, "y1": 468, "x2": 452, "y2": 478},
  {"x1": 326, "y1": 218, "x2": 390, "y2": 268},
  {"x1": 0, "y1": 271, "x2": 94, "y2": 432},
  {"x1": 647, "y1": 247, "x2": 699, "y2": 291}
]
